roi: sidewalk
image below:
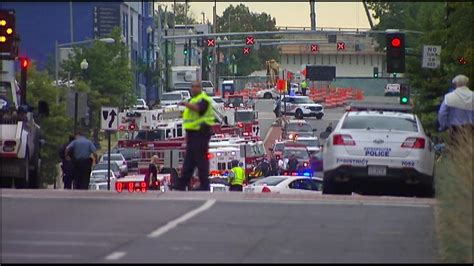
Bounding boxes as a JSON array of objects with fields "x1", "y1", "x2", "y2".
[{"x1": 263, "y1": 122, "x2": 282, "y2": 154}]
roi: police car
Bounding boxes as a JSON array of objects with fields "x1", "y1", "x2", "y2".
[
  {"x1": 282, "y1": 119, "x2": 317, "y2": 140},
  {"x1": 294, "y1": 136, "x2": 321, "y2": 155},
  {"x1": 280, "y1": 95, "x2": 324, "y2": 119},
  {"x1": 322, "y1": 111, "x2": 435, "y2": 197},
  {"x1": 243, "y1": 175, "x2": 322, "y2": 194}
]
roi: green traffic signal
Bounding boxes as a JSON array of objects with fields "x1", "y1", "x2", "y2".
[
  {"x1": 374, "y1": 73, "x2": 379, "y2": 78},
  {"x1": 183, "y1": 49, "x2": 188, "y2": 55},
  {"x1": 401, "y1": 97, "x2": 409, "y2": 104},
  {"x1": 208, "y1": 55, "x2": 213, "y2": 62}
]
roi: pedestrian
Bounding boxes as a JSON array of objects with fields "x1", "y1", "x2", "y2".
[
  {"x1": 277, "y1": 157, "x2": 284, "y2": 175},
  {"x1": 301, "y1": 80, "x2": 308, "y2": 96},
  {"x1": 274, "y1": 96, "x2": 281, "y2": 118},
  {"x1": 58, "y1": 135, "x2": 75, "y2": 189},
  {"x1": 247, "y1": 96, "x2": 255, "y2": 109},
  {"x1": 65, "y1": 131, "x2": 98, "y2": 190},
  {"x1": 228, "y1": 160, "x2": 245, "y2": 191},
  {"x1": 287, "y1": 154, "x2": 299, "y2": 172},
  {"x1": 173, "y1": 80, "x2": 215, "y2": 191},
  {"x1": 147, "y1": 155, "x2": 161, "y2": 190},
  {"x1": 438, "y1": 74, "x2": 473, "y2": 142},
  {"x1": 269, "y1": 155, "x2": 278, "y2": 176},
  {"x1": 325, "y1": 122, "x2": 333, "y2": 133}
]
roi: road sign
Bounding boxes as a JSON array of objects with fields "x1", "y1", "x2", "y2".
[
  {"x1": 422, "y1": 45, "x2": 441, "y2": 69},
  {"x1": 101, "y1": 107, "x2": 118, "y2": 131},
  {"x1": 337, "y1": 42, "x2": 345, "y2": 51},
  {"x1": 243, "y1": 47, "x2": 251, "y2": 55},
  {"x1": 306, "y1": 65, "x2": 336, "y2": 81},
  {"x1": 245, "y1": 36, "x2": 255, "y2": 45},
  {"x1": 310, "y1": 44, "x2": 318, "y2": 53}
]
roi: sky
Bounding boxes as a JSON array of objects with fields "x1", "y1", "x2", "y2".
[{"x1": 156, "y1": 2, "x2": 374, "y2": 29}]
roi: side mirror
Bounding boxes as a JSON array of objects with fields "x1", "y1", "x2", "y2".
[
  {"x1": 38, "y1": 101, "x2": 50, "y2": 117},
  {"x1": 320, "y1": 131, "x2": 330, "y2": 139}
]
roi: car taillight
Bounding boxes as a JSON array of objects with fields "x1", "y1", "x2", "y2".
[
  {"x1": 262, "y1": 186, "x2": 271, "y2": 193},
  {"x1": 238, "y1": 122, "x2": 244, "y2": 128},
  {"x1": 401, "y1": 137, "x2": 425, "y2": 149},
  {"x1": 333, "y1": 134, "x2": 356, "y2": 146},
  {"x1": 207, "y1": 153, "x2": 214, "y2": 160}
]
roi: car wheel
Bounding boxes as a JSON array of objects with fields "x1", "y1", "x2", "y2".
[
  {"x1": 295, "y1": 109, "x2": 304, "y2": 119},
  {"x1": 316, "y1": 114, "x2": 323, "y2": 120},
  {"x1": 15, "y1": 150, "x2": 30, "y2": 189},
  {"x1": 264, "y1": 92, "x2": 272, "y2": 99},
  {"x1": 417, "y1": 182, "x2": 435, "y2": 198}
]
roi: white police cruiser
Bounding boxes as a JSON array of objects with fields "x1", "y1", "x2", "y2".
[
  {"x1": 322, "y1": 110, "x2": 435, "y2": 197},
  {"x1": 280, "y1": 95, "x2": 324, "y2": 119}
]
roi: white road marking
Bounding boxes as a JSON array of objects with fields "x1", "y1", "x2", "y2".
[
  {"x1": 4, "y1": 230, "x2": 135, "y2": 238},
  {"x1": 148, "y1": 199, "x2": 216, "y2": 238},
  {"x1": 105, "y1": 251, "x2": 127, "y2": 261},
  {"x1": 1, "y1": 253, "x2": 76, "y2": 259},
  {"x1": 3, "y1": 240, "x2": 110, "y2": 247}
]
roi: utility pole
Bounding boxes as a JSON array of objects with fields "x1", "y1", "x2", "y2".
[
  {"x1": 310, "y1": 0, "x2": 316, "y2": 30},
  {"x1": 213, "y1": 0, "x2": 217, "y2": 94}
]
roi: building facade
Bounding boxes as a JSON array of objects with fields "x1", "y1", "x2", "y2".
[{"x1": 0, "y1": 1, "x2": 157, "y2": 101}]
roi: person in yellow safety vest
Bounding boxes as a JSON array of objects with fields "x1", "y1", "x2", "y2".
[
  {"x1": 172, "y1": 80, "x2": 216, "y2": 191},
  {"x1": 228, "y1": 159, "x2": 245, "y2": 191},
  {"x1": 301, "y1": 80, "x2": 308, "y2": 96}
]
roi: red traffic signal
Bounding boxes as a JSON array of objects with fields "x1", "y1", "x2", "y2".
[
  {"x1": 206, "y1": 38, "x2": 215, "y2": 47},
  {"x1": 391, "y1": 38, "x2": 401, "y2": 48},
  {"x1": 337, "y1": 42, "x2": 345, "y2": 51},
  {"x1": 310, "y1": 44, "x2": 318, "y2": 53},
  {"x1": 243, "y1": 47, "x2": 251, "y2": 55},
  {"x1": 245, "y1": 36, "x2": 254, "y2": 45},
  {"x1": 20, "y1": 57, "x2": 29, "y2": 69}
]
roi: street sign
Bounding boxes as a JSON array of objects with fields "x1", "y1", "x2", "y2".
[
  {"x1": 101, "y1": 107, "x2": 118, "y2": 131},
  {"x1": 422, "y1": 45, "x2": 441, "y2": 69},
  {"x1": 306, "y1": 65, "x2": 336, "y2": 81}
]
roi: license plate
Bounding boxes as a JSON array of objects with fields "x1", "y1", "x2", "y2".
[{"x1": 368, "y1": 166, "x2": 387, "y2": 176}]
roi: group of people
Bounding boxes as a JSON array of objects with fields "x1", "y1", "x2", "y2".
[{"x1": 59, "y1": 132, "x2": 98, "y2": 190}]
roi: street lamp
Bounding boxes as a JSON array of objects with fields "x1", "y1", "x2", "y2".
[{"x1": 70, "y1": 58, "x2": 89, "y2": 135}]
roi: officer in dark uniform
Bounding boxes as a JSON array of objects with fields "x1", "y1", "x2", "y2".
[
  {"x1": 173, "y1": 80, "x2": 215, "y2": 191},
  {"x1": 65, "y1": 131, "x2": 98, "y2": 190}
]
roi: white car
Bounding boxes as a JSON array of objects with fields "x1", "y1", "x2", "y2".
[
  {"x1": 161, "y1": 92, "x2": 184, "y2": 106},
  {"x1": 133, "y1": 98, "x2": 148, "y2": 110},
  {"x1": 280, "y1": 95, "x2": 324, "y2": 119},
  {"x1": 294, "y1": 136, "x2": 321, "y2": 155},
  {"x1": 100, "y1": 153, "x2": 128, "y2": 175},
  {"x1": 202, "y1": 80, "x2": 215, "y2": 96},
  {"x1": 255, "y1": 88, "x2": 279, "y2": 99},
  {"x1": 174, "y1": 90, "x2": 191, "y2": 100},
  {"x1": 89, "y1": 182, "x2": 112, "y2": 191},
  {"x1": 90, "y1": 169, "x2": 117, "y2": 182},
  {"x1": 322, "y1": 111, "x2": 435, "y2": 196},
  {"x1": 211, "y1": 96, "x2": 225, "y2": 109},
  {"x1": 243, "y1": 175, "x2": 323, "y2": 194}
]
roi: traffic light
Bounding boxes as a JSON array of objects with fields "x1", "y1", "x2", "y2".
[
  {"x1": 183, "y1": 43, "x2": 189, "y2": 55},
  {"x1": 373, "y1": 67, "x2": 379, "y2": 78},
  {"x1": 399, "y1": 84, "x2": 410, "y2": 105},
  {"x1": 0, "y1": 9, "x2": 17, "y2": 58},
  {"x1": 208, "y1": 55, "x2": 213, "y2": 62},
  {"x1": 19, "y1": 57, "x2": 29, "y2": 104},
  {"x1": 386, "y1": 33, "x2": 406, "y2": 73}
]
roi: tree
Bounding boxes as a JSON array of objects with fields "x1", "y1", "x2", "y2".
[
  {"x1": 61, "y1": 27, "x2": 134, "y2": 142},
  {"x1": 366, "y1": 2, "x2": 473, "y2": 133},
  {"x1": 22, "y1": 63, "x2": 74, "y2": 186},
  {"x1": 216, "y1": 4, "x2": 281, "y2": 76}
]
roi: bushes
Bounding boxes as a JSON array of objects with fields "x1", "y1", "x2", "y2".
[{"x1": 435, "y1": 127, "x2": 473, "y2": 263}]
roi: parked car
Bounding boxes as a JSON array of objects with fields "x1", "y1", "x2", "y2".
[
  {"x1": 111, "y1": 147, "x2": 140, "y2": 170},
  {"x1": 161, "y1": 92, "x2": 184, "y2": 106},
  {"x1": 243, "y1": 175, "x2": 323, "y2": 194},
  {"x1": 93, "y1": 162, "x2": 122, "y2": 179},
  {"x1": 100, "y1": 153, "x2": 128, "y2": 175}
]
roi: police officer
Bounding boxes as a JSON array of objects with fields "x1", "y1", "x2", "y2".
[
  {"x1": 173, "y1": 80, "x2": 215, "y2": 191},
  {"x1": 59, "y1": 135, "x2": 75, "y2": 189},
  {"x1": 301, "y1": 79, "x2": 308, "y2": 96},
  {"x1": 228, "y1": 160, "x2": 245, "y2": 191},
  {"x1": 65, "y1": 131, "x2": 98, "y2": 190}
]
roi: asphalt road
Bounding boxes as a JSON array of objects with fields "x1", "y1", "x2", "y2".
[{"x1": 1, "y1": 190, "x2": 438, "y2": 263}]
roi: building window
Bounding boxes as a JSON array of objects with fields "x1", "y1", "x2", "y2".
[
  {"x1": 349, "y1": 55, "x2": 352, "y2": 65},
  {"x1": 286, "y1": 54, "x2": 289, "y2": 64},
  {"x1": 335, "y1": 54, "x2": 338, "y2": 64},
  {"x1": 356, "y1": 54, "x2": 359, "y2": 65},
  {"x1": 293, "y1": 54, "x2": 296, "y2": 65},
  {"x1": 328, "y1": 54, "x2": 331, "y2": 64},
  {"x1": 321, "y1": 54, "x2": 324, "y2": 64},
  {"x1": 370, "y1": 54, "x2": 373, "y2": 65},
  {"x1": 363, "y1": 55, "x2": 366, "y2": 65}
]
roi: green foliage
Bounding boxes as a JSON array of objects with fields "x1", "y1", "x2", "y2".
[
  {"x1": 61, "y1": 27, "x2": 134, "y2": 137},
  {"x1": 216, "y1": 4, "x2": 281, "y2": 76},
  {"x1": 367, "y1": 2, "x2": 473, "y2": 133},
  {"x1": 24, "y1": 63, "x2": 73, "y2": 185}
]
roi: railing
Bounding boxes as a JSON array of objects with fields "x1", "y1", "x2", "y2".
[{"x1": 277, "y1": 26, "x2": 372, "y2": 33}]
